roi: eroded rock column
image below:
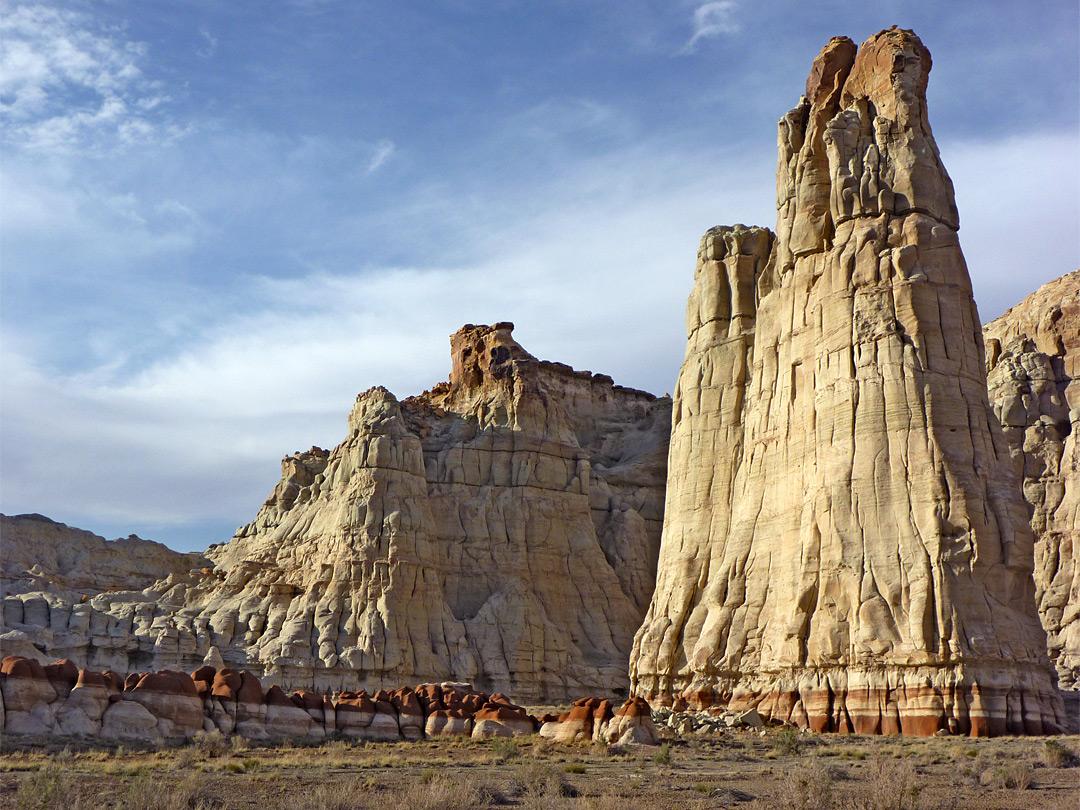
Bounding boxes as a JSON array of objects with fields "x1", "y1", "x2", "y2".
[{"x1": 631, "y1": 27, "x2": 1066, "y2": 736}]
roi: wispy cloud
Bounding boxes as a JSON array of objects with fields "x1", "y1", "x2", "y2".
[
  {"x1": 0, "y1": 3, "x2": 180, "y2": 152},
  {"x1": 195, "y1": 28, "x2": 218, "y2": 60},
  {"x1": 513, "y1": 97, "x2": 625, "y2": 141},
  {"x1": 366, "y1": 139, "x2": 395, "y2": 174},
  {"x1": 682, "y1": 1, "x2": 740, "y2": 54}
]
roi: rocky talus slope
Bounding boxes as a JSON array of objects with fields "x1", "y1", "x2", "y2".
[
  {"x1": 630, "y1": 28, "x2": 1067, "y2": 735},
  {"x1": 983, "y1": 271, "x2": 1080, "y2": 688},
  {"x1": 1, "y1": 324, "x2": 670, "y2": 701}
]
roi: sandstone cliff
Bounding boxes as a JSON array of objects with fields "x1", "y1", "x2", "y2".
[
  {"x1": 631, "y1": 28, "x2": 1066, "y2": 735},
  {"x1": 1, "y1": 325, "x2": 669, "y2": 701},
  {"x1": 984, "y1": 271, "x2": 1080, "y2": 688}
]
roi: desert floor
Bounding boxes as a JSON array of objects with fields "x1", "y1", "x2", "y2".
[{"x1": 1, "y1": 726, "x2": 1077, "y2": 810}]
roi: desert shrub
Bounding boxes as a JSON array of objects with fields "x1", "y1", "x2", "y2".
[
  {"x1": 652, "y1": 742, "x2": 673, "y2": 765},
  {"x1": 173, "y1": 746, "x2": 198, "y2": 769},
  {"x1": 117, "y1": 774, "x2": 217, "y2": 810},
  {"x1": 294, "y1": 783, "x2": 367, "y2": 810},
  {"x1": 563, "y1": 763, "x2": 586, "y2": 774},
  {"x1": 849, "y1": 759, "x2": 922, "y2": 810},
  {"x1": 1043, "y1": 739, "x2": 1076, "y2": 768},
  {"x1": 230, "y1": 734, "x2": 250, "y2": 753},
  {"x1": 396, "y1": 774, "x2": 503, "y2": 810},
  {"x1": 192, "y1": 730, "x2": 229, "y2": 758},
  {"x1": 491, "y1": 737, "x2": 520, "y2": 761},
  {"x1": 50, "y1": 747, "x2": 74, "y2": 765},
  {"x1": 15, "y1": 769, "x2": 77, "y2": 810},
  {"x1": 507, "y1": 760, "x2": 576, "y2": 803},
  {"x1": 772, "y1": 726, "x2": 801, "y2": 756},
  {"x1": 988, "y1": 762, "x2": 1034, "y2": 790},
  {"x1": 769, "y1": 757, "x2": 834, "y2": 810}
]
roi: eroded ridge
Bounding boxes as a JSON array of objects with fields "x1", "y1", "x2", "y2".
[
  {"x1": 2, "y1": 325, "x2": 670, "y2": 702},
  {"x1": 630, "y1": 28, "x2": 1067, "y2": 736}
]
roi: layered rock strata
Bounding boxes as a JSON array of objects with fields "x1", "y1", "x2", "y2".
[
  {"x1": 538, "y1": 695, "x2": 660, "y2": 745},
  {"x1": 984, "y1": 271, "x2": 1080, "y2": 688},
  {"x1": 631, "y1": 28, "x2": 1066, "y2": 735},
  {"x1": 1, "y1": 325, "x2": 670, "y2": 701}
]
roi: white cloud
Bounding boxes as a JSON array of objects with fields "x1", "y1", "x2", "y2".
[
  {"x1": 682, "y1": 1, "x2": 740, "y2": 54},
  {"x1": 0, "y1": 3, "x2": 178, "y2": 152},
  {"x1": 0, "y1": 137, "x2": 775, "y2": 544}
]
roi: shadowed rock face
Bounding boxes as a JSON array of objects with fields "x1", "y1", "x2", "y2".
[
  {"x1": 1, "y1": 325, "x2": 670, "y2": 701},
  {"x1": 984, "y1": 271, "x2": 1080, "y2": 689},
  {"x1": 630, "y1": 27, "x2": 1067, "y2": 736}
]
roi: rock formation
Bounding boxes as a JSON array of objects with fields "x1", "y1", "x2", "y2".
[
  {"x1": 0, "y1": 655, "x2": 564, "y2": 744},
  {"x1": 984, "y1": 271, "x2": 1080, "y2": 688},
  {"x1": 1, "y1": 514, "x2": 209, "y2": 595},
  {"x1": 538, "y1": 695, "x2": 660, "y2": 745},
  {"x1": 630, "y1": 28, "x2": 1067, "y2": 735},
  {"x1": 1, "y1": 324, "x2": 670, "y2": 701}
]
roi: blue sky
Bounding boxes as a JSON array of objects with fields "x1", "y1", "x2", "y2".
[{"x1": 2, "y1": 1, "x2": 1078, "y2": 552}]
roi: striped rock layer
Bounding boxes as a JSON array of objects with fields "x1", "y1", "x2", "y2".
[
  {"x1": 0, "y1": 655, "x2": 547, "y2": 743},
  {"x1": 629, "y1": 28, "x2": 1067, "y2": 736}
]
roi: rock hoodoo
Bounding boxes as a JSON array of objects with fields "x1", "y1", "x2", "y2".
[
  {"x1": 0, "y1": 654, "x2": 569, "y2": 744},
  {"x1": 984, "y1": 271, "x2": 1080, "y2": 689},
  {"x1": 1, "y1": 324, "x2": 670, "y2": 701},
  {"x1": 630, "y1": 28, "x2": 1067, "y2": 735}
]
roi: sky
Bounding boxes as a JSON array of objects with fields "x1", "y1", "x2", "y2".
[{"x1": 2, "y1": 1, "x2": 1078, "y2": 553}]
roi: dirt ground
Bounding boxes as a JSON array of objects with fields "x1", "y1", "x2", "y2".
[{"x1": 1, "y1": 728, "x2": 1077, "y2": 810}]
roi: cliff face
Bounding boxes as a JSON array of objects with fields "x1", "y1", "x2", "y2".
[
  {"x1": 1, "y1": 324, "x2": 669, "y2": 701},
  {"x1": 984, "y1": 271, "x2": 1080, "y2": 688},
  {"x1": 631, "y1": 28, "x2": 1066, "y2": 735}
]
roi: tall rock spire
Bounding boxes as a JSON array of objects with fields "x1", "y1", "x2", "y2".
[{"x1": 630, "y1": 27, "x2": 1066, "y2": 735}]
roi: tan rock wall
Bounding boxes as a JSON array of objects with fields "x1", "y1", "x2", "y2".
[
  {"x1": 984, "y1": 271, "x2": 1080, "y2": 688},
  {"x1": 630, "y1": 28, "x2": 1066, "y2": 735}
]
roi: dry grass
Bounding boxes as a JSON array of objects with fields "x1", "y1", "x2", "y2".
[{"x1": 1, "y1": 731, "x2": 1078, "y2": 810}]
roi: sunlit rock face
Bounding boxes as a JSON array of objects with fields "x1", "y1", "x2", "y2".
[
  {"x1": 984, "y1": 271, "x2": 1080, "y2": 690},
  {"x1": 196, "y1": 322, "x2": 670, "y2": 699},
  {"x1": 2, "y1": 324, "x2": 670, "y2": 701},
  {"x1": 630, "y1": 28, "x2": 1067, "y2": 736}
]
